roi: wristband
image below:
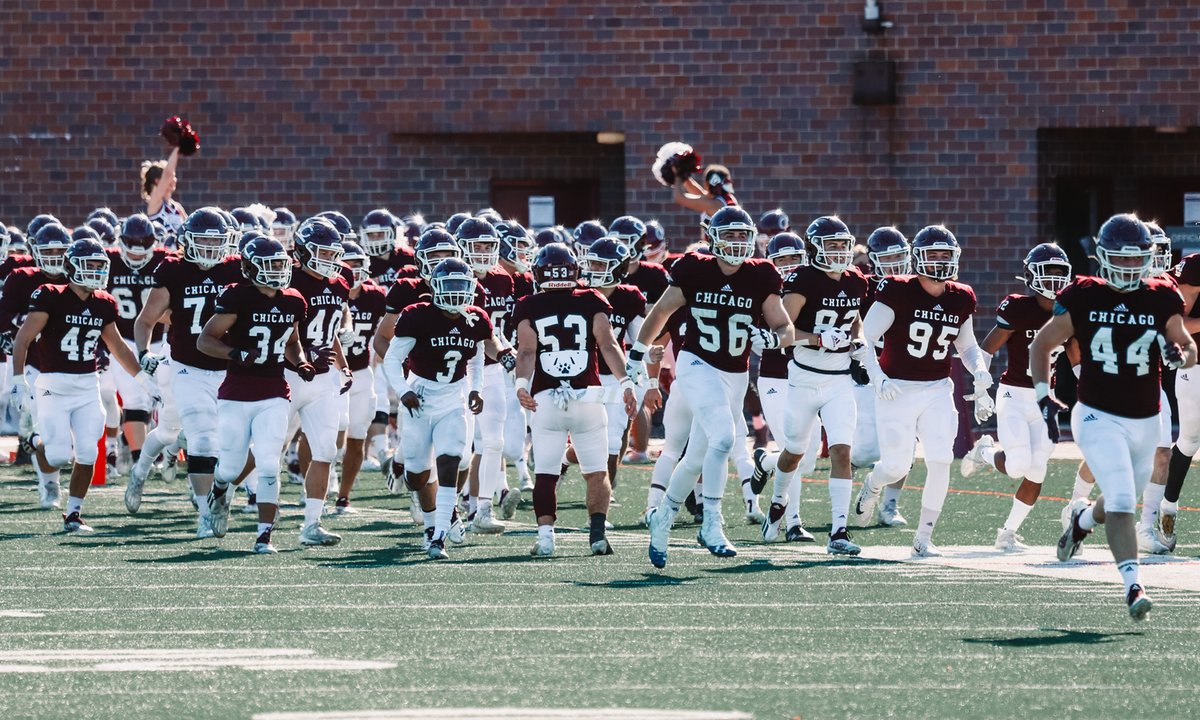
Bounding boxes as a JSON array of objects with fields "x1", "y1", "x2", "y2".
[
  {"x1": 620, "y1": 377, "x2": 635, "y2": 393},
  {"x1": 628, "y1": 340, "x2": 649, "y2": 362},
  {"x1": 647, "y1": 378, "x2": 659, "y2": 390},
  {"x1": 1034, "y1": 381, "x2": 1050, "y2": 401},
  {"x1": 515, "y1": 377, "x2": 531, "y2": 393}
]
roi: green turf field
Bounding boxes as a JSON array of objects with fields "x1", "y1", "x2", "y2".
[{"x1": 1, "y1": 455, "x2": 1198, "y2": 720}]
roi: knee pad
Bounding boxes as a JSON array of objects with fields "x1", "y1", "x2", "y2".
[
  {"x1": 256, "y1": 473, "x2": 281, "y2": 505},
  {"x1": 188, "y1": 455, "x2": 217, "y2": 474},
  {"x1": 878, "y1": 456, "x2": 913, "y2": 482},
  {"x1": 373, "y1": 411, "x2": 389, "y2": 425},
  {"x1": 532, "y1": 473, "x2": 558, "y2": 520},
  {"x1": 123, "y1": 409, "x2": 152, "y2": 424},
  {"x1": 1025, "y1": 461, "x2": 1047, "y2": 485},
  {"x1": 1103, "y1": 489, "x2": 1137, "y2": 515},
  {"x1": 44, "y1": 442, "x2": 75, "y2": 468},
  {"x1": 1003, "y1": 448, "x2": 1032, "y2": 482}
]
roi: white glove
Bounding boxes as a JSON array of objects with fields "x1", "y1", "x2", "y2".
[
  {"x1": 968, "y1": 369, "x2": 993, "y2": 399},
  {"x1": 134, "y1": 371, "x2": 163, "y2": 405},
  {"x1": 138, "y1": 350, "x2": 164, "y2": 376},
  {"x1": 819, "y1": 326, "x2": 851, "y2": 351},
  {"x1": 875, "y1": 377, "x2": 901, "y2": 401},
  {"x1": 973, "y1": 394, "x2": 996, "y2": 423},
  {"x1": 337, "y1": 326, "x2": 357, "y2": 348},
  {"x1": 750, "y1": 326, "x2": 781, "y2": 353},
  {"x1": 625, "y1": 342, "x2": 649, "y2": 386},
  {"x1": 10, "y1": 376, "x2": 27, "y2": 415}
]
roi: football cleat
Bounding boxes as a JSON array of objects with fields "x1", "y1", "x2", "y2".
[
  {"x1": 1157, "y1": 510, "x2": 1177, "y2": 552},
  {"x1": 761, "y1": 501, "x2": 787, "y2": 542},
  {"x1": 207, "y1": 488, "x2": 231, "y2": 538},
  {"x1": 683, "y1": 492, "x2": 703, "y2": 524},
  {"x1": 333, "y1": 496, "x2": 358, "y2": 516},
  {"x1": 241, "y1": 493, "x2": 258, "y2": 514},
  {"x1": 1059, "y1": 502, "x2": 1074, "y2": 533},
  {"x1": 1136, "y1": 522, "x2": 1170, "y2": 555},
  {"x1": 647, "y1": 506, "x2": 673, "y2": 569},
  {"x1": 638, "y1": 507, "x2": 654, "y2": 528},
  {"x1": 384, "y1": 462, "x2": 404, "y2": 494},
  {"x1": 1057, "y1": 499, "x2": 1091, "y2": 562},
  {"x1": 697, "y1": 513, "x2": 738, "y2": 558},
  {"x1": 196, "y1": 515, "x2": 215, "y2": 540},
  {"x1": 750, "y1": 447, "x2": 774, "y2": 495},
  {"x1": 124, "y1": 461, "x2": 149, "y2": 514},
  {"x1": 62, "y1": 512, "x2": 94, "y2": 534},
  {"x1": 422, "y1": 527, "x2": 434, "y2": 552},
  {"x1": 1127, "y1": 584, "x2": 1153, "y2": 622},
  {"x1": 299, "y1": 523, "x2": 342, "y2": 547},
  {"x1": 911, "y1": 536, "x2": 943, "y2": 558},
  {"x1": 877, "y1": 497, "x2": 907, "y2": 526},
  {"x1": 427, "y1": 538, "x2": 449, "y2": 560},
  {"x1": 518, "y1": 464, "x2": 534, "y2": 491},
  {"x1": 590, "y1": 538, "x2": 614, "y2": 556},
  {"x1": 106, "y1": 451, "x2": 120, "y2": 480},
  {"x1": 851, "y1": 480, "x2": 882, "y2": 527},
  {"x1": 498, "y1": 487, "x2": 521, "y2": 520},
  {"x1": 409, "y1": 491, "x2": 424, "y2": 525},
  {"x1": 826, "y1": 528, "x2": 861, "y2": 556},
  {"x1": 785, "y1": 523, "x2": 816, "y2": 543},
  {"x1": 959, "y1": 435, "x2": 994, "y2": 478},
  {"x1": 622, "y1": 450, "x2": 653, "y2": 465},
  {"x1": 252, "y1": 531, "x2": 277, "y2": 555},
  {"x1": 448, "y1": 508, "x2": 466, "y2": 544},
  {"x1": 994, "y1": 527, "x2": 1029, "y2": 552},
  {"x1": 38, "y1": 479, "x2": 61, "y2": 510},
  {"x1": 471, "y1": 505, "x2": 506, "y2": 534},
  {"x1": 530, "y1": 533, "x2": 555, "y2": 557},
  {"x1": 744, "y1": 496, "x2": 766, "y2": 525}
]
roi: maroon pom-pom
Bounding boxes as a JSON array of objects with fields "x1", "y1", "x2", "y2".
[
  {"x1": 160, "y1": 115, "x2": 185, "y2": 147},
  {"x1": 675, "y1": 150, "x2": 702, "y2": 175},
  {"x1": 178, "y1": 127, "x2": 200, "y2": 156}
]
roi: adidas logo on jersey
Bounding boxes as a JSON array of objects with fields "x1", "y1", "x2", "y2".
[
  {"x1": 449, "y1": 327, "x2": 460, "y2": 334},
  {"x1": 82, "y1": 309, "x2": 91, "y2": 316},
  {"x1": 691, "y1": 359, "x2": 702, "y2": 365},
  {"x1": 1114, "y1": 303, "x2": 1129, "y2": 313},
  {"x1": 720, "y1": 284, "x2": 733, "y2": 292},
  {"x1": 766, "y1": 388, "x2": 778, "y2": 395},
  {"x1": 42, "y1": 390, "x2": 51, "y2": 396},
  {"x1": 1003, "y1": 391, "x2": 1012, "y2": 398},
  {"x1": 933, "y1": 304, "x2": 943, "y2": 311},
  {"x1": 1084, "y1": 413, "x2": 1097, "y2": 422},
  {"x1": 322, "y1": 288, "x2": 332, "y2": 294},
  {"x1": 838, "y1": 290, "x2": 847, "y2": 297},
  {"x1": 177, "y1": 368, "x2": 188, "y2": 375}
]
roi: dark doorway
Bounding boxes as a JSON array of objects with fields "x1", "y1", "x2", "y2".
[{"x1": 491, "y1": 178, "x2": 600, "y2": 230}]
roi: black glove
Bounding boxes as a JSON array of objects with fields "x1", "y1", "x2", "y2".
[
  {"x1": 232, "y1": 348, "x2": 260, "y2": 366},
  {"x1": 1038, "y1": 395, "x2": 1066, "y2": 444},
  {"x1": 306, "y1": 345, "x2": 333, "y2": 372},
  {"x1": 400, "y1": 391, "x2": 422, "y2": 417},
  {"x1": 339, "y1": 367, "x2": 353, "y2": 395},
  {"x1": 1163, "y1": 339, "x2": 1185, "y2": 370},
  {"x1": 468, "y1": 390, "x2": 484, "y2": 415},
  {"x1": 295, "y1": 362, "x2": 316, "y2": 382},
  {"x1": 497, "y1": 349, "x2": 516, "y2": 373},
  {"x1": 849, "y1": 358, "x2": 871, "y2": 386}
]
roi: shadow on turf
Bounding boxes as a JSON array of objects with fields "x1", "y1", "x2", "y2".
[
  {"x1": 125, "y1": 547, "x2": 301, "y2": 563},
  {"x1": 568, "y1": 572, "x2": 701, "y2": 589},
  {"x1": 700, "y1": 557, "x2": 892, "y2": 575},
  {"x1": 962, "y1": 628, "x2": 1142, "y2": 647}
]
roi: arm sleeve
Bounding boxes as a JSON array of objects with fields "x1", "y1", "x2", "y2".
[
  {"x1": 953, "y1": 316, "x2": 988, "y2": 375},
  {"x1": 467, "y1": 344, "x2": 484, "y2": 390},
  {"x1": 626, "y1": 316, "x2": 645, "y2": 346},
  {"x1": 382, "y1": 336, "x2": 417, "y2": 396},
  {"x1": 858, "y1": 301, "x2": 895, "y2": 382}
]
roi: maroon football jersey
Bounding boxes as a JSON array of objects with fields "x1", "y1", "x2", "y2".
[
  {"x1": 1057, "y1": 275, "x2": 1183, "y2": 419},
  {"x1": 1173, "y1": 254, "x2": 1200, "y2": 322},
  {"x1": 106, "y1": 248, "x2": 168, "y2": 341},
  {"x1": 345, "y1": 282, "x2": 388, "y2": 371},
  {"x1": 385, "y1": 276, "x2": 431, "y2": 315},
  {"x1": 669, "y1": 254, "x2": 782, "y2": 373},
  {"x1": 392, "y1": 302, "x2": 493, "y2": 383},
  {"x1": 214, "y1": 283, "x2": 307, "y2": 402},
  {"x1": 994, "y1": 293, "x2": 1052, "y2": 389},
  {"x1": 512, "y1": 288, "x2": 611, "y2": 395},
  {"x1": 27, "y1": 284, "x2": 118, "y2": 374},
  {"x1": 875, "y1": 275, "x2": 977, "y2": 381},
  {"x1": 474, "y1": 269, "x2": 515, "y2": 366},
  {"x1": 759, "y1": 348, "x2": 789, "y2": 379},
  {"x1": 0, "y1": 254, "x2": 35, "y2": 281},
  {"x1": 369, "y1": 247, "x2": 418, "y2": 286},
  {"x1": 289, "y1": 268, "x2": 350, "y2": 361},
  {"x1": 153, "y1": 256, "x2": 243, "y2": 371},
  {"x1": 783, "y1": 265, "x2": 869, "y2": 355},
  {"x1": 0, "y1": 266, "x2": 64, "y2": 334},
  {"x1": 598, "y1": 284, "x2": 647, "y2": 375},
  {"x1": 626, "y1": 261, "x2": 670, "y2": 304}
]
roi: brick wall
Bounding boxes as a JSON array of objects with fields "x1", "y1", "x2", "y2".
[{"x1": 2, "y1": 1, "x2": 1200, "y2": 315}]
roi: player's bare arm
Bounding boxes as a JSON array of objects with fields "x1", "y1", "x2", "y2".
[
  {"x1": 760, "y1": 294, "x2": 795, "y2": 348},
  {"x1": 1162, "y1": 313, "x2": 1197, "y2": 369},
  {"x1": 372, "y1": 311, "x2": 398, "y2": 358},
  {"x1": 1029, "y1": 312, "x2": 1075, "y2": 388},
  {"x1": 514, "y1": 318, "x2": 538, "y2": 411},
  {"x1": 11, "y1": 310, "x2": 49, "y2": 375},
  {"x1": 633, "y1": 285, "x2": 684, "y2": 348},
  {"x1": 101, "y1": 322, "x2": 143, "y2": 377},
  {"x1": 133, "y1": 286, "x2": 170, "y2": 355},
  {"x1": 198, "y1": 313, "x2": 239, "y2": 360},
  {"x1": 593, "y1": 312, "x2": 637, "y2": 418}
]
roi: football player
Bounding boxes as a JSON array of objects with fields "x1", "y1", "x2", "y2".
[
  {"x1": 361, "y1": 208, "x2": 417, "y2": 286},
  {"x1": 851, "y1": 225, "x2": 992, "y2": 557},
  {"x1": 129, "y1": 208, "x2": 240, "y2": 535},
  {"x1": 383, "y1": 258, "x2": 511, "y2": 559},
  {"x1": 628, "y1": 206, "x2": 794, "y2": 568},
  {"x1": 958, "y1": 243, "x2": 1074, "y2": 551},
  {"x1": 11, "y1": 237, "x2": 148, "y2": 532},
  {"x1": 283, "y1": 218, "x2": 351, "y2": 546},
  {"x1": 754, "y1": 217, "x2": 870, "y2": 555},
  {"x1": 270, "y1": 207, "x2": 298, "y2": 250},
  {"x1": 1037, "y1": 214, "x2": 1195, "y2": 621},
  {"x1": 332, "y1": 240, "x2": 387, "y2": 513},
  {"x1": 496, "y1": 220, "x2": 536, "y2": 499},
  {"x1": 457, "y1": 217, "x2": 516, "y2": 533},
  {"x1": 1163, "y1": 243, "x2": 1200, "y2": 550},
  {"x1": 200, "y1": 236, "x2": 313, "y2": 554},
  {"x1": 514, "y1": 243, "x2": 637, "y2": 557}
]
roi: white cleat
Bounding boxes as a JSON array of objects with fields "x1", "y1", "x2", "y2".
[
  {"x1": 530, "y1": 533, "x2": 555, "y2": 557},
  {"x1": 744, "y1": 496, "x2": 767, "y2": 525},
  {"x1": 124, "y1": 461, "x2": 150, "y2": 514},
  {"x1": 62, "y1": 512, "x2": 94, "y2": 534},
  {"x1": 38, "y1": 480, "x2": 61, "y2": 510},
  {"x1": 298, "y1": 523, "x2": 342, "y2": 547},
  {"x1": 1136, "y1": 521, "x2": 1171, "y2": 555},
  {"x1": 408, "y1": 491, "x2": 424, "y2": 525},
  {"x1": 590, "y1": 538, "x2": 614, "y2": 556},
  {"x1": 911, "y1": 536, "x2": 943, "y2": 558},
  {"x1": 760, "y1": 501, "x2": 786, "y2": 542},
  {"x1": 207, "y1": 488, "x2": 231, "y2": 539},
  {"x1": 826, "y1": 528, "x2": 862, "y2": 556},
  {"x1": 697, "y1": 512, "x2": 737, "y2": 558},
  {"x1": 851, "y1": 480, "x2": 882, "y2": 528},
  {"x1": 1060, "y1": 502, "x2": 1074, "y2": 533},
  {"x1": 519, "y1": 470, "x2": 534, "y2": 493},
  {"x1": 448, "y1": 509, "x2": 466, "y2": 544},
  {"x1": 252, "y1": 530, "x2": 278, "y2": 555},
  {"x1": 471, "y1": 505, "x2": 506, "y2": 535},
  {"x1": 427, "y1": 538, "x2": 449, "y2": 560},
  {"x1": 994, "y1": 527, "x2": 1029, "y2": 552},
  {"x1": 498, "y1": 487, "x2": 521, "y2": 520},
  {"x1": 1157, "y1": 509, "x2": 1178, "y2": 552},
  {"x1": 196, "y1": 515, "x2": 215, "y2": 540},
  {"x1": 638, "y1": 507, "x2": 655, "y2": 528},
  {"x1": 959, "y1": 435, "x2": 994, "y2": 478},
  {"x1": 240, "y1": 493, "x2": 259, "y2": 514},
  {"x1": 877, "y1": 497, "x2": 907, "y2": 527},
  {"x1": 647, "y1": 506, "x2": 674, "y2": 569}
]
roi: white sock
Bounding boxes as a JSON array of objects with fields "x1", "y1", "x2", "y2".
[
  {"x1": 1003, "y1": 499, "x2": 1034, "y2": 533},
  {"x1": 303, "y1": 498, "x2": 324, "y2": 527},
  {"x1": 883, "y1": 485, "x2": 902, "y2": 505},
  {"x1": 740, "y1": 478, "x2": 756, "y2": 502},
  {"x1": 828, "y1": 477, "x2": 852, "y2": 532},
  {"x1": 434, "y1": 486, "x2": 456, "y2": 540},
  {"x1": 1116, "y1": 558, "x2": 1140, "y2": 593},
  {"x1": 761, "y1": 451, "x2": 780, "y2": 473},
  {"x1": 1078, "y1": 504, "x2": 1097, "y2": 531},
  {"x1": 66, "y1": 496, "x2": 84, "y2": 515},
  {"x1": 646, "y1": 484, "x2": 666, "y2": 510},
  {"x1": 1141, "y1": 483, "x2": 1166, "y2": 527},
  {"x1": 538, "y1": 524, "x2": 554, "y2": 541},
  {"x1": 194, "y1": 493, "x2": 210, "y2": 519},
  {"x1": 916, "y1": 507, "x2": 940, "y2": 542},
  {"x1": 34, "y1": 466, "x2": 60, "y2": 488},
  {"x1": 1162, "y1": 499, "x2": 1179, "y2": 515},
  {"x1": 702, "y1": 495, "x2": 721, "y2": 516},
  {"x1": 772, "y1": 467, "x2": 796, "y2": 506},
  {"x1": 1071, "y1": 474, "x2": 1093, "y2": 502},
  {"x1": 468, "y1": 496, "x2": 479, "y2": 516}
]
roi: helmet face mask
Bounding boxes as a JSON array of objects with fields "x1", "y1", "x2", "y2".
[
  {"x1": 181, "y1": 208, "x2": 230, "y2": 269},
  {"x1": 340, "y1": 240, "x2": 370, "y2": 289},
  {"x1": 32, "y1": 224, "x2": 73, "y2": 276},
  {"x1": 360, "y1": 209, "x2": 399, "y2": 257},
  {"x1": 119, "y1": 214, "x2": 158, "y2": 270},
  {"x1": 1022, "y1": 243, "x2": 1072, "y2": 299},
  {"x1": 766, "y1": 232, "x2": 807, "y2": 276},
  {"x1": 583, "y1": 238, "x2": 632, "y2": 288},
  {"x1": 416, "y1": 229, "x2": 463, "y2": 280},
  {"x1": 429, "y1": 258, "x2": 476, "y2": 315},
  {"x1": 1095, "y1": 214, "x2": 1152, "y2": 291},
  {"x1": 294, "y1": 219, "x2": 345, "y2": 279},
  {"x1": 706, "y1": 207, "x2": 756, "y2": 265},
  {"x1": 911, "y1": 225, "x2": 960, "y2": 281},
  {"x1": 66, "y1": 240, "x2": 111, "y2": 291},
  {"x1": 456, "y1": 218, "x2": 500, "y2": 273},
  {"x1": 243, "y1": 238, "x2": 293, "y2": 289}
]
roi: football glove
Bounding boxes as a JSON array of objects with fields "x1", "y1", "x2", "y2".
[
  {"x1": 0, "y1": 330, "x2": 14, "y2": 355},
  {"x1": 339, "y1": 367, "x2": 353, "y2": 395},
  {"x1": 9, "y1": 376, "x2": 27, "y2": 415},
  {"x1": 232, "y1": 348, "x2": 260, "y2": 366},
  {"x1": 750, "y1": 326, "x2": 781, "y2": 353},
  {"x1": 973, "y1": 394, "x2": 996, "y2": 424},
  {"x1": 295, "y1": 362, "x2": 317, "y2": 382},
  {"x1": 400, "y1": 391, "x2": 422, "y2": 418},
  {"x1": 818, "y1": 326, "x2": 850, "y2": 351},
  {"x1": 875, "y1": 377, "x2": 901, "y2": 401},
  {"x1": 138, "y1": 350, "x2": 163, "y2": 376},
  {"x1": 625, "y1": 343, "x2": 648, "y2": 387},
  {"x1": 1038, "y1": 394, "x2": 1067, "y2": 444},
  {"x1": 1162, "y1": 336, "x2": 1186, "y2": 370},
  {"x1": 337, "y1": 326, "x2": 357, "y2": 348}
]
